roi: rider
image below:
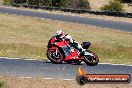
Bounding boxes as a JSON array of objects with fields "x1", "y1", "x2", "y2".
[{"x1": 54, "y1": 30, "x2": 86, "y2": 53}]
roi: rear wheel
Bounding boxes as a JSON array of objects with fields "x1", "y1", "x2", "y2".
[
  {"x1": 47, "y1": 47, "x2": 64, "y2": 64},
  {"x1": 83, "y1": 50, "x2": 99, "y2": 66}
]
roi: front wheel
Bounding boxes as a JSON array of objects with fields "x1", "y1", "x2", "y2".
[
  {"x1": 47, "y1": 47, "x2": 64, "y2": 64},
  {"x1": 83, "y1": 50, "x2": 99, "y2": 66}
]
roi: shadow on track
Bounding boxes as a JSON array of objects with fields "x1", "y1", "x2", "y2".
[{"x1": 44, "y1": 60, "x2": 84, "y2": 66}]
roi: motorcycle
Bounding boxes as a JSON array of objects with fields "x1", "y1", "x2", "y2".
[{"x1": 46, "y1": 35, "x2": 99, "y2": 66}]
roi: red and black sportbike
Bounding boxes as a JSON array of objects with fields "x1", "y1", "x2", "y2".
[{"x1": 46, "y1": 35, "x2": 99, "y2": 66}]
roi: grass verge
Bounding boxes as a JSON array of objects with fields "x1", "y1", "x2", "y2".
[
  {"x1": 0, "y1": 80, "x2": 4, "y2": 88},
  {"x1": 0, "y1": 13, "x2": 131, "y2": 64}
]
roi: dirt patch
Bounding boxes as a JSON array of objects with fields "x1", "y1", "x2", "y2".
[
  {"x1": 89, "y1": 0, "x2": 110, "y2": 11},
  {"x1": 89, "y1": 0, "x2": 132, "y2": 13}
]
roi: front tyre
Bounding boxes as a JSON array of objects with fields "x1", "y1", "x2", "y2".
[
  {"x1": 47, "y1": 47, "x2": 64, "y2": 64},
  {"x1": 83, "y1": 50, "x2": 99, "y2": 66}
]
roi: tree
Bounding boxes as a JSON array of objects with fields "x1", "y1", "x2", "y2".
[
  {"x1": 39, "y1": 0, "x2": 52, "y2": 6},
  {"x1": 64, "y1": 0, "x2": 90, "y2": 9},
  {"x1": 51, "y1": 0, "x2": 69, "y2": 7},
  {"x1": 28, "y1": 0, "x2": 39, "y2": 6},
  {"x1": 11, "y1": 0, "x2": 91, "y2": 9},
  {"x1": 116, "y1": 0, "x2": 132, "y2": 6},
  {"x1": 13, "y1": 0, "x2": 26, "y2": 3},
  {"x1": 3, "y1": 0, "x2": 15, "y2": 5},
  {"x1": 66, "y1": 0, "x2": 80, "y2": 8},
  {"x1": 78, "y1": 0, "x2": 90, "y2": 9}
]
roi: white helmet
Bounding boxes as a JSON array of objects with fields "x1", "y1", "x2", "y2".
[
  {"x1": 65, "y1": 34, "x2": 74, "y2": 43},
  {"x1": 65, "y1": 35, "x2": 72, "y2": 40},
  {"x1": 55, "y1": 30, "x2": 65, "y2": 38},
  {"x1": 56, "y1": 30, "x2": 64, "y2": 36}
]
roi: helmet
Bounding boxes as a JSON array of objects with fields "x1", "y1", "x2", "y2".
[
  {"x1": 65, "y1": 35, "x2": 72, "y2": 40},
  {"x1": 56, "y1": 30, "x2": 64, "y2": 35},
  {"x1": 56, "y1": 30, "x2": 65, "y2": 38}
]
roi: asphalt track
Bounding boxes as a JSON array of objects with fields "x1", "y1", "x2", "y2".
[
  {"x1": 0, "y1": 58, "x2": 132, "y2": 80},
  {"x1": 0, "y1": 8, "x2": 132, "y2": 32}
]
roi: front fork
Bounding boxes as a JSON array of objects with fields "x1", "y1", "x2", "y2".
[{"x1": 55, "y1": 49, "x2": 58, "y2": 56}]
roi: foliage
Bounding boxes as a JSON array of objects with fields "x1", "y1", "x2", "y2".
[
  {"x1": 39, "y1": 0, "x2": 52, "y2": 6},
  {"x1": 115, "y1": 0, "x2": 122, "y2": 2},
  {"x1": 28, "y1": 0, "x2": 39, "y2": 5},
  {"x1": 3, "y1": 0, "x2": 12, "y2": 5},
  {"x1": 116, "y1": 0, "x2": 132, "y2": 3},
  {"x1": 64, "y1": 0, "x2": 90, "y2": 9},
  {"x1": 13, "y1": 0, "x2": 26, "y2": 3},
  {"x1": 115, "y1": 0, "x2": 132, "y2": 6},
  {"x1": 0, "y1": 81, "x2": 4, "y2": 88},
  {"x1": 101, "y1": 1, "x2": 124, "y2": 12},
  {"x1": 10, "y1": 0, "x2": 91, "y2": 9},
  {"x1": 79, "y1": 0, "x2": 90, "y2": 9}
]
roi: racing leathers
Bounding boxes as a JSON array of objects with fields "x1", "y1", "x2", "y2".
[{"x1": 54, "y1": 30, "x2": 86, "y2": 52}]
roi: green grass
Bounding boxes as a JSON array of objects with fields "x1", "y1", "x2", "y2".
[
  {"x1": 90, "y1": 44, "x2": 132, "y2": 64},
  {"x1": 0, "y1": 13, "x2": 131, "y2": 64},
  {"x1": 0, "y1": 43, "x2": 45, "y2": 60},
  {"x1": 0, "y1": 81, "x2": 4, "y2": 88}
]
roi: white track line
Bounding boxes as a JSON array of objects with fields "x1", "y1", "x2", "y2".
[
  {"x1": 24, "y1": 59, "x2": 38, "y2": 61},
  {"x1": 63, "y1": 79, "x2": 75, "y2": 81},
  {"x1": 99, "y1": 63, "x2": 132, "y2": 66},
  {"x1": 0, "y1": 57, "x2": 37, "y2": 61},
  {"x1": 0, "y1": 57, "x2": 132, "y2": 66},
  {"x1": 0, "y1": 57, "x2": 21, "y2": 60},
  {"x1": 43, "y1": 78, "x2": 75, "y2": 81},
  {"x1": 40, "y1": 18, "x2": 45, "y2": 20},
  {"x1": 43, "y1": 78, "x2": 56, "y2": 80},
  {"x1": 18, "y1": 76, "x2": 75, "y2": 81},
  {"x1": 18, "y1": 77, "x2": 33, "y2": 79}
]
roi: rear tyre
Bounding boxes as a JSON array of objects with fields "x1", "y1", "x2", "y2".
[
  {"x1": 47, "y1": 47, "x2": 64, "y2": 64},
  {"x1": 84, "y1": 50, "x2": 99, "y2": 66}
]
